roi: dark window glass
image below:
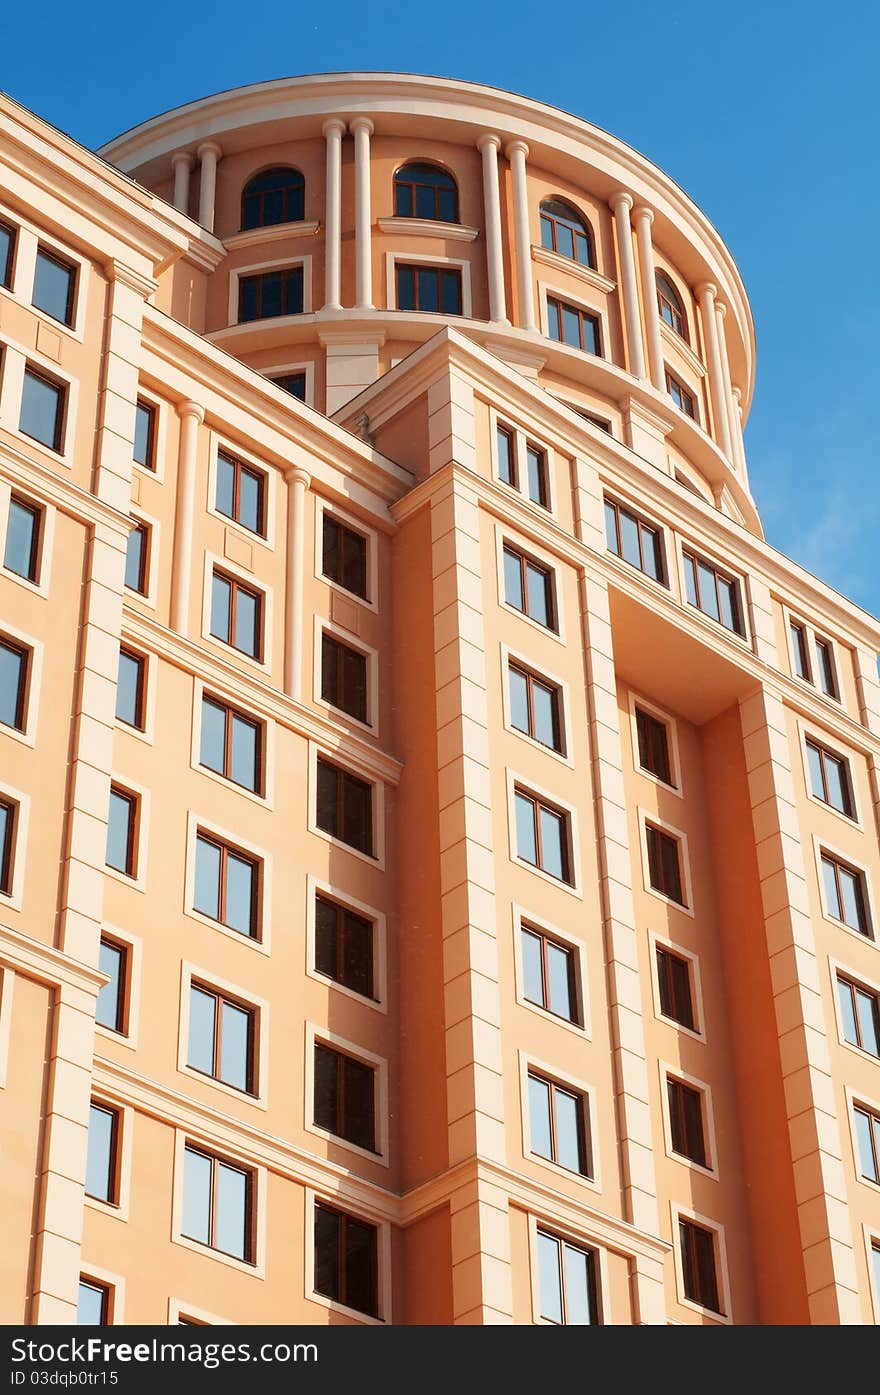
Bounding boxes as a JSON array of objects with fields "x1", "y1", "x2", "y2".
[
  {"x1": 528, "y1": 1071, "x2": 591, "y2": 1175},
  {"x1": 314, "y1": 1202, "x2": 378, "y2": 1317},
  {"x1": 635, "y1": 706, "x2": 674, "y2": 785},
  {"x1": 210, "y1": 570, "x2": 263, "y2": 660},
  {"x1": 855, "y1": 1105, "x2": 880, "y2": 1183},
  {"x1": 20, "y1": 367, "x2": 65, "y2": 451},
  {"x1": 0, "y1": 798, "x2": 16, "y2": 896},
  {"x1": 393, "y1": 162, "x2": 459, "y2": 223},
  {"x1": 314, "y1": 1042, "x2": 376, "y2": 1152},
  {"x1": 182, "y1": 1145, "x2": 253, "y2": 1261},
  {"x1": 77, "y1": 1279, "x2": 109, "y2": 1326},
  {"x1": 646, "y1": 824, "x2": 685, "y2": 905},
  {"x1": 666, "y1": 369, "x2": 697, "y2": 419},
  {"x1": 395, "y1": 263, "x2": 462, "y2": 315},
  {"x1": 539, "y1": 199, "x2": 593, "y2": 268},
  {"x1": 85, "y1": 1103, "x2": 118, "y2": 1203},
  {"x1": 547, "y1": 296, "x2": 600, "y2": 354},
  {"x1": 188, "y1": 983, "x2": 255, "y2": 1093},
  {"x1": 238, "y1": 266, "x2": 304, "y2": 322},
  {"x1": 316, "y1": 758, "x2": 374, "y2": 856},
  {"x1": 682, "y1": 551, "x2": 743, "y2": 635},
  {"x1": 837, "y1": 976, "x2": 880, "y2": 1058},
  {"x1": 521, "y1": 926, "x2": 578, "y2": 1022},
  {"x1": 133, "y1": 399, "x2": 156, "y2": 469},
  {"x1": 194, "y1": 832, "x2": 259, "y2": 938},
  {"x1": 502, "y1": 545, "x2": 555, "y2": 629},
  {"x1": 124, "y1": 521, "x2": 149, "y2": 594},
  {"x1": 806, "y1": 738, "x2": 854, "y2": 817},
  {"x1": 514, "y1": 788, "x2": 571, "y2": 883},
  {"x1": 790, "y1": 621, "x2": 811, "y2": 682},
  {"x1": 526, "y1": 444, "x2": 549, "y2": 508},
  {"x1": 272, "y1": 372, "x2": 307, "y2": 401},
  {"x1": 679, "y1": 1220, "x2": 722, "y2": 1313},
  {"x1": 215, "y1": 452, "x2": 265, "y2": 535},
  {"x1": 656, "y1": 947, "x2": 696, "y2": 1031},
  {"x1": 821, "y1": 852, "x2": 870, "y2": 936},
  {"x1": 656, "y1": 272, "x2": 688, "y2": 341},
  {"x1": 509, "y1": 663, "x2": 562, "y2": 752},
  {"x1": 4, "y1": 497, "x2": 41, "y2": 582},
  {"x1": 97, "y1": 937, "x2": 126, "y2": 1033},
  {"x1": 315, "y1": 893, "x2": 374, "y2": 999},
  {"x1": 0, "y1": 638, "x2": 27, "y2": 731},
  {"x1": 0, "y1": 220, "x2": 14, "y2": 289},
  {"x1": 321, "y1": 633, "x2": 368, "y2": 723},
  {"x1": 604, "y1": 498, "x2": 665, "y2": 582},
  {"x1": 497, "y1": 425, "x2": 516, "y2": 487},
  {"x1": 32, "y1": 248, "x2": 76, "y2": 326},
  {"x1": 106, "y1": 787, "x2": 137, "y2": 877},
  {"x1": 241, "y1": 167, "x2": 305, "y2": 229},
  {"x1": 322, "y1": 515, "x2": 368, "y2": 600},
  {"x1": 815, "y1": 638, "x2": 838, "y2": 699},
  {"x1": 199, "y1": 696, "x2": 261, "y2": 793},
  {"x1": 667, "y1": 1078, "x2": 707, "y2": 1166},
  {"x1": 115, "y1": 648, "x2": 144, "y2": 729},
  {"x1": 537, "y1": 1230, "x2": 598, "y2": 1325}
]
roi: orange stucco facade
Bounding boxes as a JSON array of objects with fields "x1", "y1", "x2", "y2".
[{"x1": 1, "y1": 73, "x2": 879, "y2": 1327}]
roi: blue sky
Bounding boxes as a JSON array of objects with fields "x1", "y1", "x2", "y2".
[{"x1": 3, "y1": 0, "x2": 878, "y2": 614}]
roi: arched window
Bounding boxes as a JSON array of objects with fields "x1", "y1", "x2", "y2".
[
  {"x1": 656, "y1": 272, "x2": 688, "y2": 342},
  {"x1": 539, "y1": 199, "x2": 594, "y2": 268},
  {"x1": 394, "y1": 163, "x2": 459, "y2": 223},
  {"x1": 241, "y1": 168, "x2": 305, "y2": 230}
]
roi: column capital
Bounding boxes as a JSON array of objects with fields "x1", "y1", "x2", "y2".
[
  {"x1": 349, "y1": 116, "x2": 374, "y2": 137},
  {"x1": 477, "y1": 132, "x2": 502, "y2": 154},
  {"x1": 196, "y1": 141, "x2": 222, "y2": 161},
  {"x1": 609, "y1": 189, "x2": 634, "y2": 214},
  {"x1": 732, "y1": 385, "x2": 743, "y2": 405},
  {"x1": 171, "y1": 150, "x2": 194, "y2": 170},
  {"x1": 504, "y1": 139, "x2": 529, "y2": 159},
  {"x1": 633, "y1": 204, "x2": 654, "y2": 225},
  {"x1": 322, "y1": 118, "x2": 346, "y2": 139},
  {"x1": 285, "y1": 466, "x2": 312, "y2": 489},
  {"x1": 176, "y1": 400, "x2": 205, "y2": 424},
  {"x1": 715, "y1": 300, "x2": 728, "y2": 319},
  {"x1": 695, "y1": 280, "x2": 718, "y2": 301}
]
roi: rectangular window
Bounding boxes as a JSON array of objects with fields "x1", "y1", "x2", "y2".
[
  {"x1": 514, "y1": 787, "x2": 571, "y2": 883},
  {"x1": 96, "y1": 936, "x2": 127, "y2": 1033},
  {"x1": 604, "y1": 498, "x2": 665, "y2": 583},
  {"x1": 313, "y1": 1041, "x2": 376, "y2": 1152},
  {"x1": 526, "y1": 444, "x2": 549, "y2": 508},
  {"x1": 316, "y1": 758, "x2": 374, "y2": 857},
  {"x1": 497, "y1": 425, "x2": 516, "y2": 487},
  {"x1": 806, "y1": 737, "x2": 854, "y2": 817},
  {"x1": 790, "y1": 620, "x2": 811, "y2": 682},
  {"x1": 194, "y1": 832, "x2": 259, "y2": 939},
  {"x1": 215, "y1": 451, "x2": 266, "y2": 536},
  {"x1": 272, "y1": 372, "x2": 307, "y2": 400},
  {"x1": 503, "y1": 545, "x2": 556, "y2": 630},
  {"x1": 0, "y1": 797, "x2": 16, "y2": 896},
  {"x1": 20, "y1": 366, "x2": 65, "y2": 452},
  {"x1": 815, "y1": 637, "x2": 838, "y2": 699},
  {"x1": 133, "y1": 399, "x2": 156, "y2": 470},
  {"x1": 547, "y1": 296, "x2": 601, "y2": 355},
  {"x1": 124, "y1": 521, "x2": 149, "y2": 594},
  {"x1": 0, "y1": 220, "x2": 15, "y2": 289},
  {"x1": 77, "y1": 1278, "x2": 110, "y2": 1326},
  {"x1": 0, "y1": 637, "x2": 28, "y2": 732},
  {"x1": 821, "y1": 851, "x2": 870, "y2": 936},
  {"x1": 314, "y1": 893, "x2": 374, "y2": 999},
  {"x1": 199, "y1": 695, "x2": 262, "y2": 794},
  {"x1": 635, "y1": 706, "x2": 674, "y2": 785},
  {"x1": 4, "y1": 496, "x2": 41, "y2": 583},
  {"x1": 188, "y1": 982, "x2": 255, "y2": 1094},
  {"x1": 321, "y1": 633, "x2": 368, "y2": 723},
  {"x1": 679, "y1": 1219, "x2": 722, "y2": 1313},
  {"x1": 666, "y1": 369, "x2": 697, "y2": 419},
  {"x1": 106, "y1": 786, "x2": 137, "y2": 877},
  {"x1": 667, "y1": 1077, "x2": 707, "y2": 1166},
  {"x1": 32, "y1": 247, "x2": 76, "y2": 326},
  {"x1": 537, "y1": 1230, "x2": 598, "y2": 1325},
  {"x1": 322, "y1": 514, "x2": 369, "y2": 601},
  {"x1": 656, "y1": 947, "x2": 696, "y2": 1031},
  {"x1": 115, "y1": 648, "x2": 145, "y2": 729},
  {"x1": 85, "y1": 1102, "x2": 119, "y2": 1204},
  {"x1": 210, "y1": 570, "x2": 263, "y2": 661},
  {"x1": 528, "y1": 1070, "x2": 591, "y2": 1175},
  {"x1": 395, "y1": 262, "x2": 462, "y2": 315},
  {"x1": 837, "y1": 975, "x2": 880, "y2": 1058},
  {"x1": 683, "y1": 550, "x2": 743, "y2": 635},
  {"x1": 509, "y1": 663, "x2": 563, "y2": 752},
  {"x1": 646, "y1": 823, "x2": 686, "y2": 906},
  {"x1": 521, "y1": 924, "x2": 578, "y2": 1024},
  {"x1": 182, "y1": 1144, "x2": 254, "y2": 1262},
  {"x1": 238, "y1": 266, "x2": 304, "y2": 321},
  {"x1": 314, "y1": 1201, "x2": 378, "y2": 1318},
  {"x1": 853, "y1": 1104, "x2": 880, "y2": 1184}
]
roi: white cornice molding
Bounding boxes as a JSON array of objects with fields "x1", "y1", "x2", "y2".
[
  {"x1": 530, "y1": 244, "x2": 616, "y2": 293},
  {"x1": 0, "y1": 922, "x2": 106, "y2": 996},
  {"x1": 222, "y1": 220, "x2": 321, "y2": 252},
  {"x1": 376, "y1": 216, "x2": 479, "y2": 242},
  {"x1": 659, "y1": 317, "x2": 707, "y2": 379}
]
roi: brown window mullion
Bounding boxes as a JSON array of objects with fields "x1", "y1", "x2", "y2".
[{"x1": 211, "y1": 989, "x2": 222, "y2": 1078}]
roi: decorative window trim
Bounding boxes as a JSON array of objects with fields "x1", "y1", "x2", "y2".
[
  {"x1": 227, "y1": 254, "x2": 313, "y2": 326},
  {"x1": 0, "y1": 479, "x2": 56, "y2": 599},
  {"x1": 167, "y1": 1297, "x2": 237, "y2": 1326},
  {"x1": 124, "y1": 506, "x2": 160, "y2": 613},
  {"x1": 305, "y1": 874, "x2": 388, "y2": 1013},
  {"x1": 0, "y1": 217, "x2": 91, "y2": 342},
  {"x1": 537, "y1": 278, "x2": 609, "y2": 358},
  {"x1": 654, "y1": 263, "x2": 694, "y2": 349},
  {"x1": 531, "y1": 243, "x2": 615, "y2": 293},
  {"x1": 183, "y1": 810, "x2": 272, "y2": 954},
  {"x1": 201, "y1": 551, "x2": 273, "y2": 676},
  {"x1": 0, "y1": 620, "x2": 42, "y2": 748},
  {"x1": 104, "y1": 777, "x2": 150, "y2": 895},
  {"x1": 313, "y1": 617, "x2": 379, "y2": 738},
  {"x1": 488, "y1": 406, "x2": 557, "y2": 518},
  {"x1": 223, "y1": 221, "x2": 320, "y2": 253},
  {"x1": 314, "y1": 496, "x2": 379, "y2": 614},
  {"x1": 844, "y1": 1084, "x2": 880, "y2": 1193},
  {"x1": 307, "y1": 741, "x2": 386, "y2": 870},
  {"x1": 115, "y1": 642, "x2": 156, "y2": 747},
  {"x1": 526, "y1": 1210, "x2": 609, "y2": 1325},
  {"x1": 85, "y1": 1096, "x2": 134, "y2": 1223},
  {"x1": 862, "y1": 1225, "x2": 880, "y2": 1324},
  {"x1": 384, "y1": 251, "x2": 472, "y2": 318},
  {"x1": 0, "y1": 780, "x2": 30, "y2": 912},
  {"x1": 637, "y1": 807, "x2": 695, "y2": 917},
  {"x1": 206, "y1": 430, "x2": 277, "y2": 551},
  {"x1": 659, "y1": 319, "x2": 706, "y2": 379},
  {"x1": 171, "y1": 1128, "x2": 267, "y2": 1278},
  {"x1": 676, "y1": 538, "x2": 750, "y2": 644},
  {"x1": 647, "y1": 930, "x2": 706, "y2": 1042},
  {"x1": 781, "y1": 602, "x2": 842, "y2": 705},
  {"x1": 499, "y1": 643, "x2": 573, "y2": 767},
  {"x1": 132, "y1": 386, "x2": 168, "y2": 482},
  {"x1": 377, "y1": 216, "x2": 478, "y2": 242},
  {"x1": 828, "y1": 955, "x2": 880, "y2": 1062},
  {"x1": 177, "y1": 960, "x2": 269, "y2": 1109},
  {"x1": 518, "y1": 1049, "x2": 600, "y2": 1192},
  {"x1": 658, "y1": 1060, "x2": 719, "y2": 1179},
  {"x1": 627, "y1": 690, "x2": 683, "y2": 796},
  {"x1": 262, "y1": 358, "x2": 316, "y2": 409},
  {"x1": 670, "y1": 1203, "x2": 732, "y2": 1323},
  {"x1": 494, "y1": 525, "x2": 566, "y2": 645},
  {"x1": 78, "y1": 1264, "x2": 125, "y2": 1325},
  {"x1": 95, "y1": 923, "x2": 143, "y2": 1053},
  {"x1": 811, "y1": 835, "x2": 876, "y2": 946},
  {"x1": 189, "y1": 677, "x2": 275, "y2": 810},
  {"x1": 603, "y1": 492, "x2": 669, "y2": 588},
  {"x1": 304, "y1": 1021, "x2": 390, "y2": 1167},
  {"x1": 505, "y1": 767, "x2": 583, "y2": 899},
  {"x1": 304, "y1": 1187, "x2": 391, "y2": 1325},
  {"x1": 0, "y1": 966, "x2": 15, "y2": 1089},
  {"x1": 665, "y1": 365, "x2": 701, "y2": 422},
  {"x1": 0, "y1": 335, "x2": 79, "y2": 466},
  {"x1": 798, "y1": 721, "x2": 860, "y2": 827},
  {"x1": 511, "y1": 903, "x2": 589, "y2": 1039}
]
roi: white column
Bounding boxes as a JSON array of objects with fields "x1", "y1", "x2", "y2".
[
  {"x1": 322, "y1": 119, "x2": 345, "y2": 312},
  {"x1": 505, "y1": 139, "x2": 536, "y2": 332},
  {"x1": 609, "y1": 191, "x2": 646, "y2": 379},
  {"x1": 732, "y1": 386, "x2": 749, "y2": 480},
  {"x1": 196, "y1": 142, "x2": 221, "y2": 233},
  {"x1": 696, "y1": 281, "x2": 732, "y2": 459},
  {"x1": 633, "y1": 205, "x2": 664, "y2": 391},
  {"x1": 171, "y1": 152, "x2": 194, "y2": 216},
  {"x1": 284, "y1": 467, "x2": 312, "y2": 700},
  {"x1": 171, "y1": 401, "x2": 205, "y2": 636},
  {"x1": 477, "y1": 134, "x2": 508, "y2": 325},
  {"x1": 351, "y1": 117, "x2": 374, "y2": 311},
  {"x1": 715, "y1": 300, "x2": 741, "y2": 474}
]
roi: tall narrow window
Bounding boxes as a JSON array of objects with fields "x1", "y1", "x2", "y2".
[
  {"x1": 604, "y1": 498, "x2": 665, "y2": 582},
  {"x1": 188, "y1": 983, "x2": 255, "y2": 1094},
  {"x1": 521, "y1": 925, "x2": 578, "y2": 1023},
  {"x1": 321, "y1": 634, "x2": 368, "y2": 723},
  {"x1": 836, "y1": 975, "x2": 880, "y2": 1058},
  {"x1": 182, "y1": 1145, "x2": 254, "y2": 1262},
  {"x1": 85, "y1": 1103, "x2": 119, "y2": 1204},
  {"x1": 314, "y1": 893, "x2": 374, "y2": 1000},
  {"x1": 0, "y1": 220, "x2": 15, "y2": 289},
  {"x1": 526, "y1": 444, "x2": 549, "y2": 508},
  {"x1": 215, "y1": 452, "x2": 266, "y2": 536},
  {"x1": 20, "y1": 367, "x2": 65, "y2": 451},
  {"x1": 496, "y1": 425, "x2": 516, "y2": 487},
  {"x1": 115, "y1": 648, "x2": 145, "y2": 729},
  {"x1": 635, "y1": 706, "x2": 674, "y2": 785},
  {"x1": 656, "y1": 947, "x2": 696, "y2": 1031},
  {"x1": 394, "y1": 162, "x2": 458, "y2": 223},
  {"x1": 666, "y1": 370, "x2": 697, "y2": 419},
  {"x1": 656, "y1": 272, "x2": 688, "y2": 341},
  {"x1": 313, "y1": 1042, "x2": 376, "y2": 1152},
  {"x1": 133, "y1": 399, "x2": 156, "y2": 470},
  {"x1": 210, "y1": 570, "x2": 263, "y2": 660},
  {"x1": 547, "y1": 296, "x2": 600, "y2": 355},
  {"x1": 821, "y1": 851, "x2": 870, "y2": 936},
  {"x1": 96, "y1": 937, "x2": 127, "y2": 1034},
  {"x1": 853, "y1": 1103, "x2": 880, "y2": 1184},
  {"x1": 315, "y1": 758, "x2": 374, "y2": 857},
  {"x1": 199, "y1": 695, "x2": 262, "y2": 794},
  {"x1": 4, "y1": 497, "x2": 41, "y2": 583},
  {"x1": 815, "y1": 637, "x2": 839, "y2": 699},
  {"x1": 790, "y1": 620, "x2": 811, "y2": 682},
  {"x1": 194, "y1": 832, "x2": 259, "y2": 939},
  {"x1": 314, "y1": 1202, "x2": 378, "y2": 1318},
  {"x1": 514, "y1": 787, "x2": 571, "y2": 883},
  {"x1": 679, "y1": 1219, "x2": 722, "y2": 1314},
  {"x1": 528, "y1": 1071, "x2": 591, "y2": 1175},
  {"x1": 508, "y1": 663, "x2": 563, "y2": 752},
  {"x1": 682, "y1": 551, "x2": 743, "y2": 635},
  {"x1": 106, "y1": 787, "x2": 137, "y2": 877},
  {"x1": 667, "y1": 1078, "x2": 708, "y2": 1166},
  {"x1": 124, "y1": 520, "x2": 149, "y2": 595},
  {"x1": 238, "y1": 266, "x2": 304, "y2": 322},
  {"x1": 322, "y1": 515, "x2": 368, "y2": 601},
  {"x1": 539, "y1": 199, "x2": 594, "y2": 267},
  {"x1": 537, "y1": 1230, "x2": 599, "y2": 1325},
  {"x1": 0, "y1": 638, "x2": 28, "y2": 732},
  {"x1": 645, "y1": 823, "x2": 686, "y2": 906},
  {"x1": 806, "y1": 738, "x2": 854, "y2": 817},
  {"x1": 32, "y1": 247, "x2": 76, "y2": 326},
  {"x1": 0, "y1": 797, "x2": 16, "y2": 896},
  {"x1": 503, "y1": 545, "x2": 556, "y2": 630},
  {"x1": 395, "y1": 263, "x2": 462, "y2": 315},
  {"x1": 241, "y1": 167, "x2": 305, "y2": 229},
  {"x1": 77, "y1": 1279, "x2": 110, "y2": 1326}
]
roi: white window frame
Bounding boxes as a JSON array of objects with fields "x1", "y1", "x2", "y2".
[
  {"x1": 85, "y1": 1095, "x2": 133, "y2": 1223},
  {"x1": 305, "y1": 1187, "x2": 391, "y2": 1325},
  {"x1": 670, "y1": 1202, "x2": 732, "y2": 1324},
  {"x1": 675, "y1": 537, "x2": 750, "y2": 646},
  {"x1": 0, "y1": 334, "x2": 79, "y2": 466},
  {"x1": 627, "y1": 690, "x2": 683, "y2": 796},
  {"x1": 0, "y1": 779, "x2": 30, "y2": 912},
  {"x1": 518, "y1": 1050, "x2": 600, "y2": 1192},
  {"x1": 781, "y1": 602, "x2": 842, "y2": 705},
  {"x1": 308, "y1": 741, "x2": 386, "y2": 870},
  {"x1": 0, "y1": 210, "x2": 91, "y2": 343},
  {"x1": 78, "y1": 1264, "x2": 125, "y2": 1325},
  {"x1": 104, "y1": 776, "x2": 150, "y2": 895},
  {"x1": 505, "y1": 768, "x2": 582, "y2": 899},
  {"x1": 95, "y1": 923, "x2": 143, "y2": 1053},
  {"x1": 658, "y1": 1061, "x2": 719, "y2": 1179},
  {"x1": 495, "y1": 525, "x2": 566, "y2": 645},
  {"x1": 262, "y1": 359, "x2": 316, "y2": 410},
  {"x1": 511, "y1": 903, "x2": 589, "y2": 1039},
  {"x1": 385, "y1": 251, "x2": 472, "y2": 318},
  {"x1": 489, "y1": 407, "x2": 558, "y2": 518},
  {"x1": 183, "y1": 809, "x2": 272, "y2": 954},
  {"x1": 167, "y1": 1297, "x2": 237, "y2": 1326},
  {"x1": 304, "y1": 1021, "x2": 389, "y2": 1167},
  {"x1": 177, "y1": 960, "x2": 269, "y2": 1109},
  {"x1": 637, "y1": 807, "x2": 695, "y2": 917},
  {"x1": 115, "y1": 640, "x2": 156, "y2": 746},
  {"x1": 123, "y1": 506, "x2": 160, "y2": 612},
  {"x1": 314, "y1": 497, "x2": 379, "y2": 615},
  {"x1": 132, "y1": 386, "x2": 168, "y2": 483},
  {"x1": 526, "y1": 1211, "x2": 609, "y2": 1325},
  {"x1": 0, "y1": 619, "x2": 43, "y2": 749},
  {"x1": 647, "y1": 930, "x2": 706, "y2": 1042},
  {"x1": 499, "y1": 642, "x2": 573, "y2": 766},
  {"x1": 201, "y1": 551, "x2": 273, "y2": 677},
  {"x1": 844, "y1": 1084, "x2": 880, "y2": 1194},
  {"x1": 812, "y1": 835, "x2": 876, "y2": 945},
  {"x1": 206, "y1": 429, "x2": 277, "y2": 552},
  {"x1": 306, "y1": 874, "x2": 388, "y2": 1013},
  {"x1": 228, "y1": 254, "x2": 313, "y2": 326},
  {"x1": 314, "y1": 617, "x2": 379, "y2": 737},
  {"x1": 171, "y1": 1128, "x2": 267, "y2": 1278},
  {"x1": 829, "y1": 955, "x2": 880, "y2": 1063},
  {"x1": 189, "y1": 677, "x2": 275, "y2": 810},
  {"x1": 798, "y1": 720, "x2": 861, "y2": 828},
  {"x1": 537, "y1": 278, "x2": 608, "y2": 360},
  {"x1": 0, "y1": 478, "x2": 56, "y2": 600}
]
